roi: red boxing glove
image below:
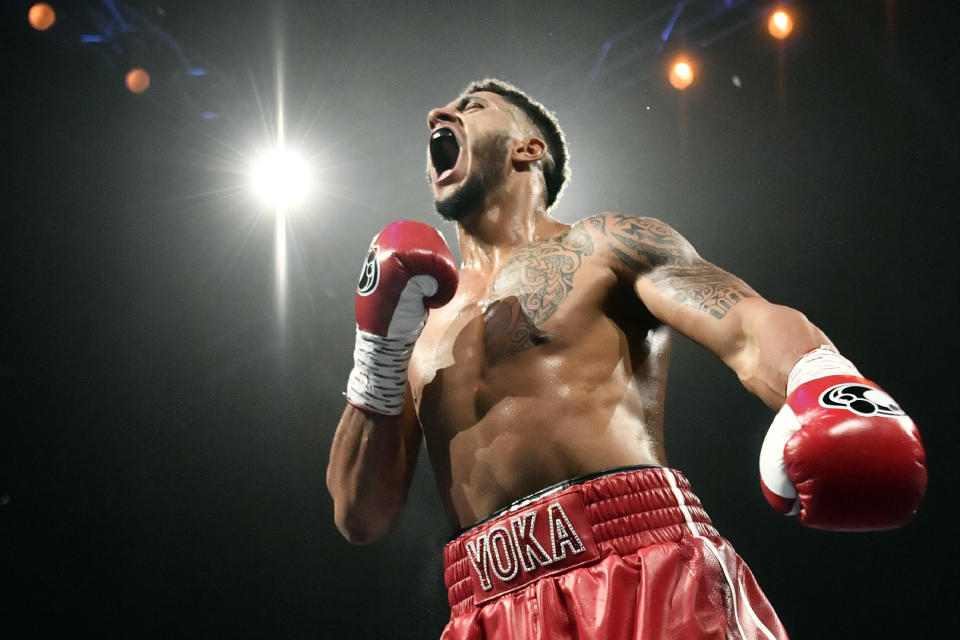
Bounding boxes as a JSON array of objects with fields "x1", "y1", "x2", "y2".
[
  {"x1": 759, "y1": 347, "x2": 926, "y2": 531},
  {"x1": 346, "y1": 220, "x2": 458, "y2": 415}
]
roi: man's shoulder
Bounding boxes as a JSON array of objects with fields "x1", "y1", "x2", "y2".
[
  {"x1": 573, "y1": 212, "x2": 675, "y2": 236},
  {"x1": 568, "y1": 213, "x2": 697, "y2": 272}
]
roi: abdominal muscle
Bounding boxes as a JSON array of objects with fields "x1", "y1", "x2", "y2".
[{"x1": 411, "y1": 292, "x2": 672, "y2": 530}]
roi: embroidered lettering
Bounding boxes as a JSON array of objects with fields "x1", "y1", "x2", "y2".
[
  {"x1": 488, "y1": 526, "x2": 519, "y2": 582},
  {"x1": 510, "y1": 511, "x2": 553, "y2": 572},
  {"x1": 548, "y1": 502, "x2": 586, "y2": 560},
  {"x1": 465, "y1": 535, "x2": 492, "y2": 591},
  {"x1": 462, "y1": 490, "x2": 599, "y2": 604}
]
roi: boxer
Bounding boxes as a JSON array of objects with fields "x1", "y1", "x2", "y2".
[{"x1": 326, "y1": 79, "x2": 926, "y2": 639}]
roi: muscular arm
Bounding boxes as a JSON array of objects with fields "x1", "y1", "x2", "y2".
[
  {"x1": 595, "y1": 214, "x2": 829, "y2": 409},
  {"x1": 326, "y1": 390, "x2": 422, "y2": 544}
]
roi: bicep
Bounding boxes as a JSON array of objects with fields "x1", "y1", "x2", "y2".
[
  {"x1": 636, "y1": 263, "x2": 830, "y2": 408},
  {"x1": 634, "y1": 258, "x2": 760, "y2": 361},
  {"x1": 597, "y1": 214, "x2": 829, "y2": 406},
  {"x1": 595, "y1": 214, "x2": 759, "y2": 358}
]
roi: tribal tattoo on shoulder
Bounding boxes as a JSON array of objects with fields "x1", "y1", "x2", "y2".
[
  {"x1": 600, "y1": 213, "x2": 757, "y2": 320},
  {"x1": 592, "y1": 214, "x2": 685, "y2": 270},
  {"x1": 490, "y1": 226, "x2": 594, "y2": 325}
]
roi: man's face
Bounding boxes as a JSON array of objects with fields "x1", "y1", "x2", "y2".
[{"x1": 426, "y1": 92, "x2": 523, "y2": 221}]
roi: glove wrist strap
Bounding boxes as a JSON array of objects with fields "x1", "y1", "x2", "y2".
[
  {"x1": 786, "y1": 345, "x2": 861, "y2": 396},
  {"x1": 346, "y1": 329, "x2": 417, "y2": 416}
]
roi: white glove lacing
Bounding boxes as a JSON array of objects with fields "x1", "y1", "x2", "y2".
[
  {"x1": 346, "y1": 329, "x2": 418, "y2": 415},
  {"x1": 786, "y1": 345, "x2": 861, "y2": 396},
  {"x1": 345, "y1": 275, "x2": 441, "y2": 415}
]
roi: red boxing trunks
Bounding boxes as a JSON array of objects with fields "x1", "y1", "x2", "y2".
[{"x1": 441, "y1": 466, "x2": 788, "y2": 640}]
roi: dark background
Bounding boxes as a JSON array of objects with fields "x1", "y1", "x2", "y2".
[{"x1": 2, "y1": 1, "x2": 957, "y2": 637}]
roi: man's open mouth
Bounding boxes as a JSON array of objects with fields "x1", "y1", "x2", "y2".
[{"x1": 430, "y1": 128, "x2": 461, "y2": 181}]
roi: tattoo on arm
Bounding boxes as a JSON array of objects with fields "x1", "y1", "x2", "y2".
[
  {"x1": 648, "y1": 261, "x2": 757, "y2": 319},
  {"x1": 604, "y1": 214, "x2": 690, "y2": 266},
  {"x1": 600, "y1": 214, "x2": 756, "y2": 319}
]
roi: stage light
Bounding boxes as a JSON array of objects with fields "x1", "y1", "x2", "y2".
[
  {"x1": 251, "y1": 149, "x2": 311, "y2": 209},
  {"x1": 125, "y1": 68, "x2": 151, "y2": 94},
  {"x1": 768, "y1": 9, "x2": 794, "y2": 40},
  {"x1": 669, "y1": 59, "x2": 694, "y2": 90},
  {"x1": 28, "y1": 3, "x2": 56, "y2": 31}
]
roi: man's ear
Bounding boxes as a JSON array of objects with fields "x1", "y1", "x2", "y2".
[{"x1": 511, "y1": 136, "x2": 546, "y2": 165}]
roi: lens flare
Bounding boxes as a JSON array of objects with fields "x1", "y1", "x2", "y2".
[
  {"x1": 251, "y1": 149, "x2": 311, "y2": 209},
  {"x1": 28, "y1": 3, "x2": 56, "y2": 31},
  {"x1": 768, "y1": 9, "x2": 794, "y2": 40},
  {"x1": 669, "y1": 60, "x2": 694, "y2": 90},
  {"x1": 125, "y1": 68, "x2": 151, "y2": 94}
]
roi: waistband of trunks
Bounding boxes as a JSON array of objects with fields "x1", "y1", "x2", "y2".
[{"x1": 442, "y1": 466, "x2": 718, "y2": 613}]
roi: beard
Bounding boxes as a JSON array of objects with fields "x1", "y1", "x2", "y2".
[{"x1": 434, "y1": 132, "x2": 510, "y2": 222}]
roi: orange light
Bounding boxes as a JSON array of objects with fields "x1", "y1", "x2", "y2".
[
  {"x1": 669, "y1": 60, "x2": 694, "y2": 90},
  {"x1": 28, "y1": 3, "x2": 56, "y2": 31},
  {"x1": 768, "y1": 9, "x2": 794, "y2": 39},
  {"x1": 125, "y1": 68, "x2": 151, "y2": 94}
]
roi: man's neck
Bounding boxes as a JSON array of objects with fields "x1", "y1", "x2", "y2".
[{"x1": 456, "y1": 182, "x2": 567, "y2": 272}]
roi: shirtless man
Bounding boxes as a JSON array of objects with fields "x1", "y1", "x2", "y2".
[{"x1": 326, "y1": 79, "x2": 927, "y2": 639}]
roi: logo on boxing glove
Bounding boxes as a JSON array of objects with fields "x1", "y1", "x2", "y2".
[
  {"x1": 357, "y1": 245, "x2": 380, "y2": 296},
  {"x1": 819, "y1": 383, "x2": 906, "y2": 417}
]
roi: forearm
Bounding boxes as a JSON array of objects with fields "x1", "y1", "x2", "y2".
[
  {"x1": 724, "y1": 298, "x2": 830, "y2": 409},
  {"x1": 327, "y1": 221, "x2": 456, "y2": 543},
  {"x1": 326, "y1": 399, "x2": 420, "y2": 544}
]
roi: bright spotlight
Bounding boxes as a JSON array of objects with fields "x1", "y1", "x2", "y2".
[
  {"x1": 28, "y1": 3, "x2": 56, "y2": 31},
  {"x1": 669, "y1": 59, "x2": 694, "y2": 90},
  {"x1": 768, "y1": 9, "x2": 794, "y2": 39},
  {"x1": 251, "y1": 149, "x2": 311, "y2": 209},
  {"x1": 125, "y1": 68, "x2": 151, "y2": 94}
]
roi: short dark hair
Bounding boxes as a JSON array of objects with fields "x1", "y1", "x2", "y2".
[{"x1": 462, "y1": 78, "x2": 570, "y2": 210}]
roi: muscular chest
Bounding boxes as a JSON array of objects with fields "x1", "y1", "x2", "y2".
[
  {"x1": 413, "y1": 227, "x2": 612, "y2": 386},
  {"x1": 487, "y1": 226, "x2": 595, "y2": 329}
]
